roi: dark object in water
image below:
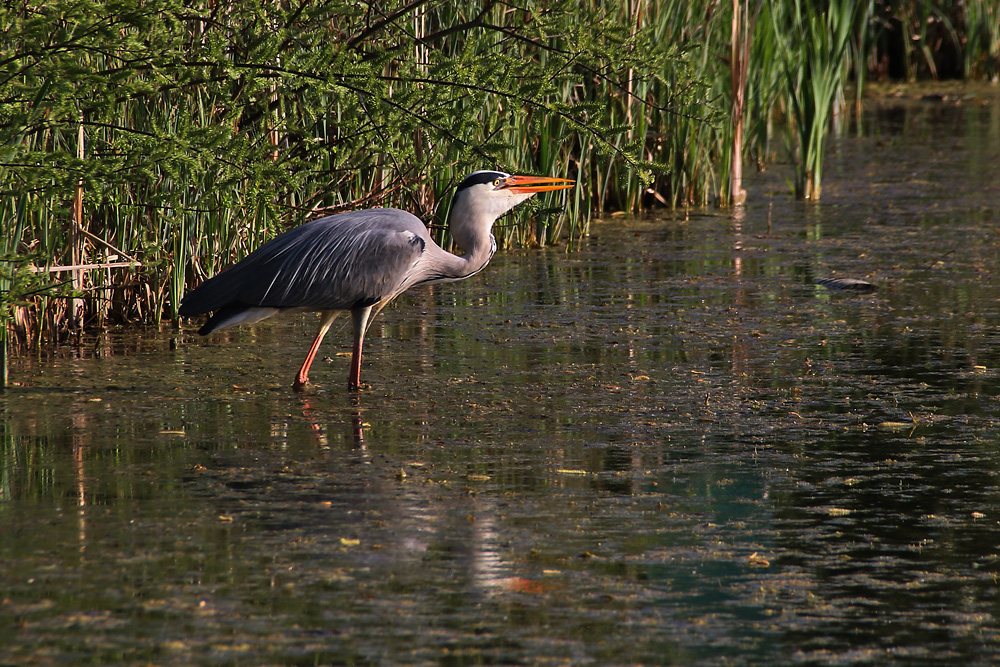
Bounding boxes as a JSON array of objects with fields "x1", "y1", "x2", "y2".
[{"x1": 814, "y1": 277, "x2": 877, "y2": 293}]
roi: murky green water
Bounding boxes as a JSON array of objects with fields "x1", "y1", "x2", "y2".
[{"x1": 4, "y1": 88, "x2": 1000, "y2": 665}]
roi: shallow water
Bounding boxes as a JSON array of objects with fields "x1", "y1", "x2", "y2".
[{"x1": 3, "y1": 88, "x2": 1000, "y2": 665}]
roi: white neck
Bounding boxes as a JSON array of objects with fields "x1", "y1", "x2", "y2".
[{"x1": 427, "y1": 183, "x2": 536, "y2": 282}]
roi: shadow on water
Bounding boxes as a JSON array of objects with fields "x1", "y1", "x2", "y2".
[{"x1": 3, "y1": 88, "x2": 1000, "y2": 665}]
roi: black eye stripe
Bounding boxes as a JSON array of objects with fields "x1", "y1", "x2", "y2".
[{"x1": 456, "y1": 171, "x2": 508, "y2": 192}]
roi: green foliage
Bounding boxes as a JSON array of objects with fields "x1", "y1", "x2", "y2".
[
  {"x1": 1, "y1": 0, "x2": 702, "y2": 342},
  {"x1": 1, "y1": 0, "x2": 997, "y2": 352},
  {"x1": 769, "y1": 0, "x2": 874, "y2": 200},
  {"x1": 0, "y1": 255, "x2": 68, "y2": 309},
  {"x1": 961, "y1": 0, "x2": 1000, "y2": 79},
  {"x1": 0, "y1": 252, "x2": 77, "y2": 386}
]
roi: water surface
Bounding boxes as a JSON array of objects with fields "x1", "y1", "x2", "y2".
[{"x1": 3, "y1": 88, "x2": 1000, "y2": 665}]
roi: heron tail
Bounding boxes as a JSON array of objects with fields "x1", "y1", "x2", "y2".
[{"x1": 196, "y1": 303, "x2": 281, "y2": 335}]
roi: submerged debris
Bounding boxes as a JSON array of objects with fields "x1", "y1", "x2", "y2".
[{"x1": 814, "y1": 277, "x2": 877, "y2": 293}]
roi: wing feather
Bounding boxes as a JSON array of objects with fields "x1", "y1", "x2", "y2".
[{"x1": 179, "y1": 209, "x2": 429, "y2": 316}]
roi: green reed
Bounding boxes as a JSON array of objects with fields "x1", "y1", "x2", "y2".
[
  {"x1": 963, "y1": 0, "x2": 1000, "y2": 79},
  {"x1": 769, "y1": 0, "x2": 873, "y2": 200},
  {"x1": 2, "y1": 0, "x2": 998, "y2": 354}
]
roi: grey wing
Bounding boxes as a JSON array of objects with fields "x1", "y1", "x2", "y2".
[{"x1": 179, "y1": 209, "x2": 429, "y2": 315}]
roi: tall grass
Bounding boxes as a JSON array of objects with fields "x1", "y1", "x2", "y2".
[
  {"x1": 963, "y1": 1, "x2": 1000, "y2": 79},
  {"x1": 769, "y1": 0, "x2": 873, "y2": 200},
  {"x1": 2, "y1": 0, "x2": 998, "y2": 360},
  {"x1": 868, "y1": 0, "x2": 999, "y2": 80}
]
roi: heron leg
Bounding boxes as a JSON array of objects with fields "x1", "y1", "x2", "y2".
[
  {"x1": 294, "y1": 310, "x2": 339, "y2": 389},
  {"x1": 348, "y1": 304, "x2": 375, "y2": 391}
]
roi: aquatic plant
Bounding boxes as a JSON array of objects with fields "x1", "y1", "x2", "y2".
[
  {"x1": 868, "y1": 0, "x2": 999, "y2": 80},
  {"x1": 2, "y1": 0, "x2": 999, "y2": 356},
  {"x1": 0, "y1": 0, "x2": 696, "y2": 346},
  {"x1": 0, "y1": 253, "x2": 78, "y2": 387},
  {"x1": 962, "y1": 0, "x2": 1000, "y2": 79},
  {"x1": 769, "y1": 0, "x2": 873, "y2": 200}
]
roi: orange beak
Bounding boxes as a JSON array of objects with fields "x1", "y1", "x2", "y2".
[{"x1": 501, "y1": 175, "x2": 575, "y2": 194}]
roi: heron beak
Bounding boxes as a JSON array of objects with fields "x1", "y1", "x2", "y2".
[{"x1": 501, "y1": 175, "x2": 575, "y2": 194}]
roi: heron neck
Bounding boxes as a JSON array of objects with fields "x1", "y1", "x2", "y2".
[
  {"x1": 448, "y1": 231, "x2": 494, "y2": 279},
  {"x1": 448, "y1": 208, "x2": 498, "y2": 277}
]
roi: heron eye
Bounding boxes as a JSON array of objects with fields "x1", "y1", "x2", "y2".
[{"x1": 493, "y1": 178, "x2": 504, "y2": 188}]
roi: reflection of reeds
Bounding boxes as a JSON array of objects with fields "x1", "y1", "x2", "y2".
[{"x1": 2, "y1": 0, "x2": 997, "y2": 353}]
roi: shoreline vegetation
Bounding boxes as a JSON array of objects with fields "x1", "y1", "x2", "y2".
[{"x1": 1, "y1": 0, "x2": 998, "y2": 377}]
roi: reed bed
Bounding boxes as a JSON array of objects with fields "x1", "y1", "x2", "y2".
[{"x1": 2, "y1": 0, "x2": 998, "y2": 371}]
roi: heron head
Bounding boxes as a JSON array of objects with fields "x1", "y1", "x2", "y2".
[{"x1": 453, "y1": 170, "x2": 575, "y2": 223}]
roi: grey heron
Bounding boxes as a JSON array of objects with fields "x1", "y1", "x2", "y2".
[{"x1": 178, "y1": 170, "x2": 574, "y2": 390}]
